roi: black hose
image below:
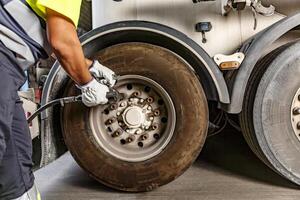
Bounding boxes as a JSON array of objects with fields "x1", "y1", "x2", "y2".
[{"x1": 27, "y1": 96, "x2": 82, "y2": 124}]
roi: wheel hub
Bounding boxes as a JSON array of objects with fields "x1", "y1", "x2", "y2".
[
  {"x1": 291, "y1": 88, "x2": 300, "y2": 141},
  {"x1": 122, "y1": 106, "x2": 145, "y2": 128},
  {"x1": 89, "y1": 75, "x2": 176, "y2": 162}
]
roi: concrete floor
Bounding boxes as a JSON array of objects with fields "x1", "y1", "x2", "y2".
[{"x1": 35, "y1": 128, "x2": 300, "y2": 200}]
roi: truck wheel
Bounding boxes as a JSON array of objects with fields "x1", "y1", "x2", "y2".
[
  {"x1": 62, "y1": 43, "x2": 208, "y2": 191},
  {"x1": 240, "y1": 42, "x2": 300, "y2": 185}
]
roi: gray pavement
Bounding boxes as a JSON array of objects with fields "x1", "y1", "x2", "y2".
[{"x1": 35, "y1": 128, "x2": 300, "y2": 200}]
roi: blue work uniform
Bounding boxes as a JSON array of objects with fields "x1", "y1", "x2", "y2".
[{"x1": 0, "y1": 0, "x2": 81, "y2": 199}]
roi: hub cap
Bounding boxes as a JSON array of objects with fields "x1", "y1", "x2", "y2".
[
  {"x1": 291, "y1": 88, "x2": 300, "y2": 141},
  {"x1": 89, "y1": 75, "x2": 176, "y2": 162}
]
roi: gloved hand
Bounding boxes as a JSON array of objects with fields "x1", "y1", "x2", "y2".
[
  {"x1": 89, "y1": 60, "x2": 117, "y2": 87},
  {"x1": 79, "y1": 78, "x2": 109, "y2": 107}
]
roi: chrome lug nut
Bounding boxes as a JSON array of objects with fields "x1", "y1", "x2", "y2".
[
  {"x1": 116, "y1": 112, "x2": 121, "y2": 116},
  {"x1": 140, "y1": 99, "x2": 145, "y2": 103},
  {"x1": 149, "y1": 117, "x2": 154, "y2": 121},
  {"x1": 120, "y1": 102, "x2": 126, "y2": 107},
  {"x1": 293, "y1": 107, "x2": 300, "y2": 115},
  {"x1": 147, "y1": 106, "x2": 152, "y2": 111}
]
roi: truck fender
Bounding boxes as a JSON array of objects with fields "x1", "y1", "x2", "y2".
[{"x1": 224, "y1": 12, "x2": 300, "y2": 113}]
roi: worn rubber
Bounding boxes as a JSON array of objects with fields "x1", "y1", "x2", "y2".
[
  {"x1": 240, "y1": 41, "x2": 300, "y2": 185},
  {"x1": 62, "y1": 43, "x2": 208, "y2": 192}
]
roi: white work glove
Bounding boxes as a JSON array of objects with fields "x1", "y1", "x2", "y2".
[
  {"x1": 79, "y1": 78, "x2": 109, "y2": 107},
  {"x1": 89, "y1": 60, "x2": 117, "y2": 87}
]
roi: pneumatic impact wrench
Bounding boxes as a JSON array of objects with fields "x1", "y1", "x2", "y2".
[{"x1": 27, "y1": 76, "x2": 123, "y2": 124}]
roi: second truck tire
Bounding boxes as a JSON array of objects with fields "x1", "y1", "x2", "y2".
[
  {"x1": 62, "y1": 43, "x2": 209, "y2": 191},
  {"x1": 240, "y1": 41, "x2": 300, "y2": 185}
]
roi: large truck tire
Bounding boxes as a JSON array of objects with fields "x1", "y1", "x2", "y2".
[
  {"x1": 240, "y1": 41, "x2": 300, "y2": 185},
  {"x1": 62, "y1": 43, "x2": 209, "y2": 191}
]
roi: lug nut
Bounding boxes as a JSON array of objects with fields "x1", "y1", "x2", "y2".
[
  {"x1": 293, "y1": 107, "x2": 300, "y2": 115},
  {"x1": 132, "y1": 91, "x2": 141, "y2": 97},
  {"x1": 297, "y1": 122, "x2": 300, "y2": 130},
  {"x1": 151, "y1": 124, "x2": 158, "y2": 130},
  {"x1": 126, "y1": 135, "x2": 135, "y2": 143},
  {"x1": 147, "y1": 106, "x2": 152, "y2": 111},
  {"x1": 149, "y1": 117, "x2": 154, "y2": 121},
  {"x1": 112, "y1": 129, "x2": 122, "y2": 138},
  {"x1": 141, "y1": 134, "x2": 149, "y2": 141},
  {"x1": 117, "y1": 112, "x2": 121, "y2": 116},
  {"x1": 110, "y1": 104, "x2": 118, "y2": 110},
  {"x1": 105, "y1": 117, "x2": 116, "y2": 125},
  {"x1": 154, "y1": 109, "x2": 161, "y2": 116},
  {"x1": 140, "y1": 99, "x2": 145, "y2": 103},
  {"x1": 146, "y1": 97, "x2": 154, "y2": 103}
]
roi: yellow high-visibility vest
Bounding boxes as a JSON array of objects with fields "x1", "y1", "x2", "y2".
[{"x1": 26, "y1": 0, "x2": 82, "y2": 27}]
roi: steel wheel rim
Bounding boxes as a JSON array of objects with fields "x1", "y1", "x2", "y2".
[
  {"x1": 291, "y1": 87, "x2": 300, "y2": 142},
  {"x1": 89, "y1": 75, "x2": 176, "y2": 162}
]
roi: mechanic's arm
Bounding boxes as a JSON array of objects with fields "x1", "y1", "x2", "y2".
[{"x1": 46, "y1": 8, "x2": 92, "y2": 85}]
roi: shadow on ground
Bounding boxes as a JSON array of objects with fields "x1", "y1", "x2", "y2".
[{"x1": 198, "y1": 126, "x2": 297, "y2": 188}]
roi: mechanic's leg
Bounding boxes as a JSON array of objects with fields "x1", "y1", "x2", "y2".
[
  {"x1": 0, "y1": 61, "x2": 35, "y2": 199},
  {"x1": 12, "y1": 185, "x2": 41, "y2": 200}
]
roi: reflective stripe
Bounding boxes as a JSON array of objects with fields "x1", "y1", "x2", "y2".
[{"x1": 4, "y1": 0, "x2": 51, "y2": 55}]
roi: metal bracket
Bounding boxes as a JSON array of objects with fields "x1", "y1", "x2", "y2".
[{"x1": 214, "y1": 52, "x2": 245, "y2": 70}]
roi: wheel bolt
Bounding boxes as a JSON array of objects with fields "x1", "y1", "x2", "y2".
[
  {"x1": 110, "y1": 104, "x2": 118, "y2": 110},
  {"x1": 112, "y1": 129, "x2": 122, "y2": 138},
  {"x1": 105, "y1": 117, "x2": 116, "y2": 125},
  {"x1": 149, "y1": 117, "x2": 154, "y2": 121},
  {"x1": 132, "y1": 91, "x2": 141, "y2": 97},
  {"x1": 154, "y1": 109, "x2": 160, "y2": 116},
  {"x1": 297, "y1": 122, "x2": 300, "y2": 130},
  {"x1": 126, "y1": 135, "x2": 135, "y2": 143},
  {"x1": 117, "y1": 112, "x2": 121, "y2": 116},
  {"x1": 120, "y1": 102, "x2": 126, "y2": 107},
  {"x1": 141, "y1": 134, "x2": 148, "y2": 141},
  {"x1": 140, "y1": 99, "x2": 145, "y2": 103},
  {"x1": 293, "y1": 107, "x2": 300, "y2": 115},
  {"x1": 147, "y1": 106, "x2": 152, "y2": 111},
  {"x1": 151, "y1": 124, "x2": 158, "y2": 130},
  {"x1": 146, "y1": 97, "x2": 154, "y2": 103}
]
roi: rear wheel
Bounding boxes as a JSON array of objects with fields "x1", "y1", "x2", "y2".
[
  {"x1": 62, "y1": 43, "x2": 208, "y2": 191},
  {"x1": 240, "y1": 42, "x2": 300, "y2": 185}
]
